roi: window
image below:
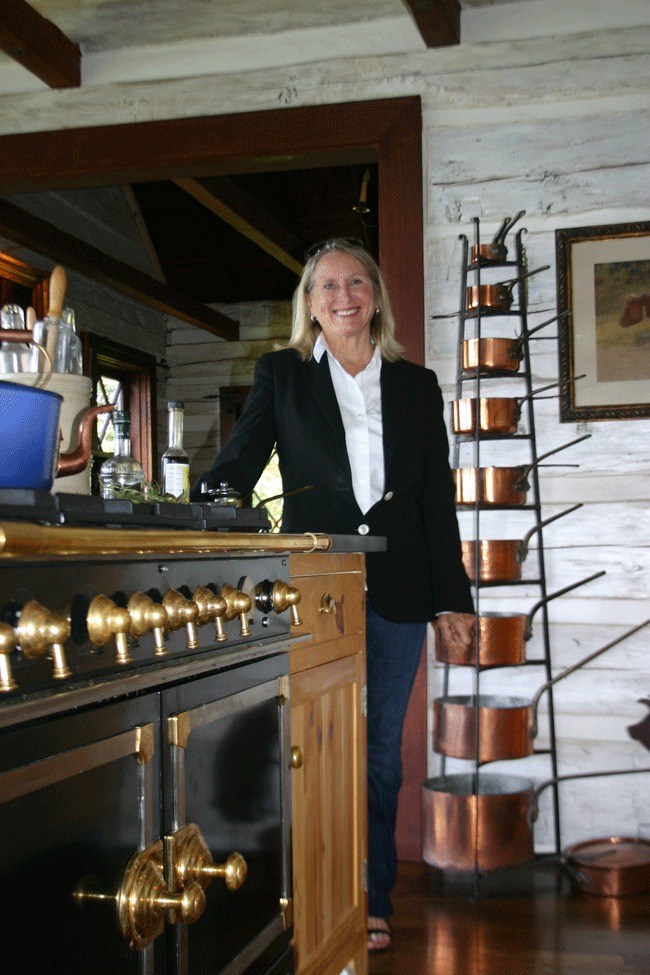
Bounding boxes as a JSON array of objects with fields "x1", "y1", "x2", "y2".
[{"x1": 84, "y1": 335, "x2": 157, "y2": 490}]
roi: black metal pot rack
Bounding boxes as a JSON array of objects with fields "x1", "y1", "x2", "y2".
[{"x1": 438, "y1": 215, "x2": 575, "y2": 877}]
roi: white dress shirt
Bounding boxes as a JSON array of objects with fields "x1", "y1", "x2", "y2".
[{"x1": 313, "y1": 333, "x2": 384, "y2": 514}]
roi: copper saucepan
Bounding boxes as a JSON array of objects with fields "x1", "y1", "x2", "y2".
[
  {"x1": 466, "y1": 264, "x2": 549, "y2": 313},
  {"x1": 454, "y1": 434, "x2": 591, "y2": 507},
  {"x1": 433, "y1": 613, "x2": 642, "y2": 763},
  {"x1": 436, "y1": 569, "x2": 604, "y2": 668},
  {"x1": 460, "y1": 503, "x2": 583, "y2": 587},
  {"x1": 451, "y1": 378, "x2": 578, "y2": 437},
  {"x1": 461, "y1": 312, "x2": 565, "y2": 375},
  {"x1": 422, "y1": 764, "x2": 650, "y2": 874},
  {"x1": 562, "y1": 837, "x2": 650, "y2": 897},
  {"x1": 470, "y1": 211, "x2": 525, "y2": 265}
]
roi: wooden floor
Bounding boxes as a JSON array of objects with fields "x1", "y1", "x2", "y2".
[{"x1": 368, "y1": 860, "x2": 650, "y2": 975}]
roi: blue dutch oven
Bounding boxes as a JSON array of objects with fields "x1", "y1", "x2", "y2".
[{"x1": 0, "y1": 379, "x2": 64, "y2": 490}]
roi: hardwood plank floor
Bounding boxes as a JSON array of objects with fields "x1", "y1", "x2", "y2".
[{"x1": 369, "y1": 860, "x2": 650, "y2": 975}]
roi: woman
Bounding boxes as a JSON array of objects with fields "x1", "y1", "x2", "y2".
[{"x1": 194, "y1": 238, "x2": 474, "y2": 953}]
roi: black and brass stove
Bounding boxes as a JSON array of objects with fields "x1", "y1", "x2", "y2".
[{"x1": 0, "y1": 493, "x2": 329, "y2": 975}]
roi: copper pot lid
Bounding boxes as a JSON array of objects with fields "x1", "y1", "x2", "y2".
[{"x1": 565, "y1": 837, "x2": 650, "y2": 871}]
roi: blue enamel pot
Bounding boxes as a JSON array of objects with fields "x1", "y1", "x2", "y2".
[{"x1": 0, "y1": 379, "x2": 63, "y2": 490}]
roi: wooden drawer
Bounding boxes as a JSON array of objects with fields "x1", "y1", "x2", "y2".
[{"x1": 290, "y1": 553, "x2": 366, "y2": 673}]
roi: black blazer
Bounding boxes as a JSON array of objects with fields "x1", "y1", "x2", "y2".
[{"x1": 194, "y1": 348, "x2": 473, "y2": 623}]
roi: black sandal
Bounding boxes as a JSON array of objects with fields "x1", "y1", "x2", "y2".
[{"x1": 367, "y1": 920, "x2": 391, "y2": 954}]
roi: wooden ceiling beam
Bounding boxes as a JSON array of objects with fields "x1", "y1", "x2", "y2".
[
  {"x1": 174, "y1": 177, "x2": 304, "y2": 277},
  {"x1": 0, "y1": 0, "x2": 80, "y2": 88},
  {"x1": 0, "y1": 198, "x2": 239, "y2": 340},
  {"x1": 401, "y1": 0, "x2": 460, "y2": 47}
]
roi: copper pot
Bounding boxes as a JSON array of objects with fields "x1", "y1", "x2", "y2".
[
  {"x1": 422, "y1": 762, "x2": 650, "y2": 874},
  {"x1": 563, "y1": 837, "x2": 650, "y2": 897},
  {"x1": 433, "y1": 620, "x2": 644, "y2": 762},
  {"x1": 466, "y1": 265, "x2": 549, "y2": 313},
  {"x1": 453, "y1": 434, "x2": 591, "y2": 507},
  {"x1": 436, "y1": 569, "x2": 604, "y2": 668},
  {"x1": 460, "y1": 312, "x2": 563, "y2": 375},
  {"x1": 451, "y1": 379, "x2": 568, "y2": 437},
  {"x1": 470, "y1": 211, "x2": 525, "y2": 264},
  {"x1": 422, "y1": 773, "x2": 535, "y2": 872},
  {"x1": 461, "y1": 504, "x2": 583, "y2": 585}
]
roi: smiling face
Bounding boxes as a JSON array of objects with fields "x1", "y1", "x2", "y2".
[{"x1": 306, "y1": 250, "x2": 377, "y2": 347}]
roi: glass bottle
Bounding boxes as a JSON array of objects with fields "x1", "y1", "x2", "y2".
[
  {"x1": 161, "y1": 401, "x2": 190, "y2": 501},
  {"x1": 98, "y1": 411, "x2": 144, "y2": 499}
]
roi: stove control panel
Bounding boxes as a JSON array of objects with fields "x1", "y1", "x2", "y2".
[{"x1": 0, "y1": 554, "x2": 301, "y2": 697}]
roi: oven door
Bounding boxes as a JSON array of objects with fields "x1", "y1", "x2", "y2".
[
  {"x1": 162, "y1": 651, "x2": 292, "y2": 975},
  {"x1": 0, "y1": 696, "x2": 161, "y2": 975}
]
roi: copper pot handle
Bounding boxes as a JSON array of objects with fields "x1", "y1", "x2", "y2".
[
  {"x1": 529, "y1": 764, "x2": 650, "y2": 827},
  {"x1": 517, "y1": 503, "x2": 583, "y2": 564},
  {"x1": 509, "y1": 310, "x2": 570, "y2": 357},
  {"x1": 524, "y1": 569, "x2": 606, "y2": 639},
  {"x1": 515, "y1": 433, "x2": 592, "y2": 491},
  {"x1": 0, "y1": 330, "x2": 52, "y2": 387},
  {"x1": 529, "y1": 617, "x2": 650, "y2": 738}
]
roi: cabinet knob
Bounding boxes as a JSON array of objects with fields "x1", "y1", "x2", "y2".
[
  {"x1": 291, "y1": 745, "x2": 304, "y2": 769},
  {"x1": 193, "y1": 585, "x2": 228, "y2": 642},
  {"x1": 87, "y1": 594, "x2": 132, "y2": 665},
  {"x1": 16, "y1": 599, "x2": 71, "y2": 679},
  {"x1": 162, "y1": 588, "x2": 199, "y2": 648},
  {"x1": 221, "y1": 584, "x2": 252, "y2": 637},
  {"x1": 319, "y1": 593, "x2": 337, "y2": 615},
  {"x1": 127, "y1": 591, "x2": 168, "y2": 657},
  {"x1": 0, "y1": 622, "x2": 18, "y2": 692},
  {"x1": 173, "y1": 823, "x2": 247, "y2": 892}
]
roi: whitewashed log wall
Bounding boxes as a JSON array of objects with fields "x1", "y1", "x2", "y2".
[{"x1": 0, "y1": 22, "x2": 648, "y2": 852}]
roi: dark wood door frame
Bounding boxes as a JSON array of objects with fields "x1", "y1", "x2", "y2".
[{"x1": 0, "y1": 95, "x2": 426, "y2": 858}]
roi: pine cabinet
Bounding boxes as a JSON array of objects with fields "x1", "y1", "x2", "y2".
[{"x1": 289, "y1": 552, "x2": 368, "y2": 975}]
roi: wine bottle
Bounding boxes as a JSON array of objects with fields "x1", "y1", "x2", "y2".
[{"x1": 161, "y1": 401, "x2": 190, "y2": 501}]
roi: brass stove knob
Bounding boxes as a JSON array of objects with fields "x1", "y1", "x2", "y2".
[
  {"x1": 220, "y1": 584, "x2": 252, "y2": 637},
  {"x1": 87, "y1": 595, "x2": 132, "y2": 665},
  {"x1": 0, "y1": 622, "x2": 18, "y2": 692},
  {"x1": 173, "y1": 823, "x2": 247, "y2": 892},
  {"x1": 15, "y1": 599, "x2": 71, "y2": 679},
  {"x1": 272, "y1": 581, "x2": 302, "y2": 626},
  {"x1": 127, "y1": 591, "x2": 168, "y2": 657},
  {"x1": 193, "y1": 586, "x2": 228, "y2": 643},
  {"x1": 162, "y1": 589, "x2": 199, "y2": 648}
]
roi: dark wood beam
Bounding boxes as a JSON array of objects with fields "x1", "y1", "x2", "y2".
[
  {"x1": 0, "y1": 0, "x2": 80, "y2": 88},
  {"x1": 174, "y1": 176, "x2": 303, "y2": 276},
  {"x1": 0, "y1": 198, "x2": 239, "y2": 340},
  {"x1": 402, "y1": 0, "x2": 460, "y2": 47}
]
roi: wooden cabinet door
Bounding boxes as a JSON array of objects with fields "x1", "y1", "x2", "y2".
[{"x1": 291, "y1": 650, "x2": 367, "y2": 975}]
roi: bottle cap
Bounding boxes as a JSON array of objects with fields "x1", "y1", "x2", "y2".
[{"x1": 168, "y1": 401, "x2": 184, "y2": 409}]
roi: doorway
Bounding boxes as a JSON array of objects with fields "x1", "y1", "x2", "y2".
[{"x1": 0, "y1": 95, "x2": 426, "y2": 859}]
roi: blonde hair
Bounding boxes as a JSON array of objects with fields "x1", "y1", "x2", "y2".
[{"x1": 288, "y1": 238, "x2": 403, "y2": 361}]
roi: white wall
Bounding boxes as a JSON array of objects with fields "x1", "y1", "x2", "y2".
[{"x1": 0, "y1": 19, "x2": 647, "y2": 853}]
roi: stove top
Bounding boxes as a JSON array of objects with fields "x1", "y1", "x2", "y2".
[{"x1": 0, "y1": 489, "x2": 270, "y2": 532}]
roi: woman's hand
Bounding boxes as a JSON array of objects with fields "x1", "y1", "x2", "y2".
[{"x1": 433, "y1": 612, "x2": 475, "y2": 658}]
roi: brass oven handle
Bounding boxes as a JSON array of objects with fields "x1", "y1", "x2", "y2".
[
  {"x1": 162, "y1": 588, "x2": 200, "y2": 648},
  {"x1": 74, "y1": 839, "x2": 206, "y2": 950},
  {"x1": 173, "y1": 823, "x2": 247, "y2": 892},
  {"x1": 0, "y1": 622, "x2": 18, "y2": 692},
  {"x1": 127, "y1": 591, "x2": 168, "y2": 657},
  {"x1": 15, "y1": 599, "x2": 71, "y2": 679},
  {"x1": 319, "y1": 593, "x2": 336, "y2": 615},
  {"x1": 87, "y1": 594, "x2": 132, "y2": 665}
]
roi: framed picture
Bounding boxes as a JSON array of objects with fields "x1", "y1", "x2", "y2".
[{"x1": 556, "y1": 221, "x2": 650, "y2": 421}]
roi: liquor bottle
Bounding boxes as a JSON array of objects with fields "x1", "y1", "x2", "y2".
[
  {"x1": 161, "y1": 401, "x2": 190, "y2": 501},
  {"x1": 98, "y1": 411, "x2": 145, "y2": 499}
]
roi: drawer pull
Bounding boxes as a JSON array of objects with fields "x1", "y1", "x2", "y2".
[{"x1": 319, "y1": 593, "x2": 337, "y2": 615}]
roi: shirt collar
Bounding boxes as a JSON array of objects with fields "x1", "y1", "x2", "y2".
[{"x1": 313, "y1": 332, "x2": 380, "y2": 372}]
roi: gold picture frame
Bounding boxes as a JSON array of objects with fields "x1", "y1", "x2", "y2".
[{"x1": 556, "y1": 221, "x2": 650, "y2": 420}]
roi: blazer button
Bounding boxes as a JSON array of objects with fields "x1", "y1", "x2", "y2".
[
  {"x1": 383, "y1": 491, "x2": 394, "y2": 501},
  {"x1": 358, "y1": 524, "x2": 370, "y2": 535}
]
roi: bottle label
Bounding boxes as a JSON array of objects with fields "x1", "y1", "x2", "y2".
[{"x1": 163, "y1": 460, "x2": 190, "y2": 501}]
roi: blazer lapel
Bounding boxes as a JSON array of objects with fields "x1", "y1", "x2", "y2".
[
  {"x1": 380, "y1": 360, "x2": 403, "y2": 481},
  {"x1": 308, "y1": 354, "x2": 347, "y2": 441}
]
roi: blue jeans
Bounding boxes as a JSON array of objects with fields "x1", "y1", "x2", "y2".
[{"x1": 365, "y1": 597, "x2": 426, "y2": 918}]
